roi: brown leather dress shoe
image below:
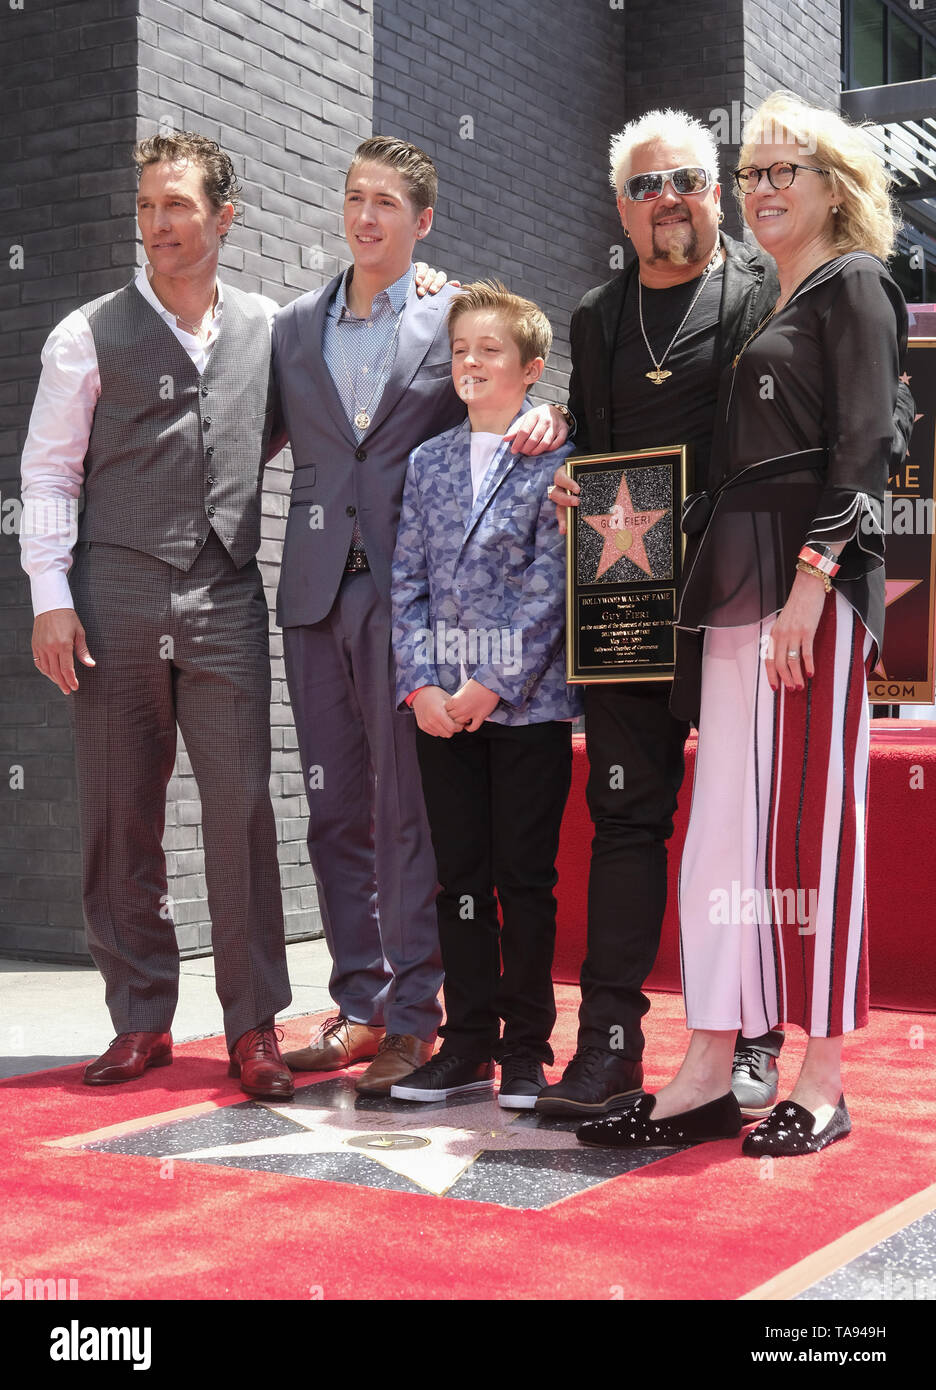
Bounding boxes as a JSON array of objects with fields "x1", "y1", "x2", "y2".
[
  {"x1": 282, "y1": 1016, "x2": 384, "y2": 1072},
  {"x1": 355, "y1": 1034, "x2": 435, "y2": 1096},
  {"x1": 83, "y1": 1031, "x2": 173, "y2": 1085},
  {"x1": 228, "y1": 1025, "x2": 295, "y2": 1100}
]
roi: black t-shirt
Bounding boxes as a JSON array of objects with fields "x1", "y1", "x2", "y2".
[{"x1": 611, "y1": 265, "x2": 723, "y2": 493}]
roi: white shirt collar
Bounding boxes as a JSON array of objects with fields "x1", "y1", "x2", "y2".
[{"x1": 134, "y1": 263, "x2": 224, "y2": 333}]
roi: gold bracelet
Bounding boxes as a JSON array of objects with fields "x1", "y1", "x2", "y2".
[{"x1": 796, "y1": 558, "x2": 832, "y2": 593}]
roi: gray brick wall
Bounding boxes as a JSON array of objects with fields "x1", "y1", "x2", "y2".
[
  {"x1": 0, "y1": 0, "x2": 373, "y2": 961},
  {"x1": 371, "y1": 0, "x2": 832, "y2": 376},
  {"x1": 0, "y1": 0, "x2": 139, "y2": 960},
  {"x1": 744, "y1": 0, "x2": 841, "y2": 110},
  {"x1": 372, "y1": 0, "x2": 628, "y2": 405},
  {"x1": 622, "y1": 0, "x2": 748, "y2": 239},
  {"x1": 134, "y1": 0, "x2": 374, "y2": 953},
  {"x1": 619, "y1": 0, "x2": 840, "y2": 243},
  {"x1": 0, "y1": 0, "x2": 844, "y2": 964}
]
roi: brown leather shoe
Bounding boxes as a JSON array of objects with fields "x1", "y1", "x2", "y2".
[
  {"x1": 355, "y1": 1034, "x2": 435, "y2": 1096},
  {"x1": 282, "y1": 1016, "x2": 384, "y2": 1072},
  {"x1": 83, "y1": 1031, "x2": 173, "y2": 1086},
  {"x1": 228, "y1": 1025, "x2": 295, "y2": 1100}
]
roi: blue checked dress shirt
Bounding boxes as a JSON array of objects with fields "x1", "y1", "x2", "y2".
[{"x1": 322, "y1": 262, "x2": 415, "y2": 556}]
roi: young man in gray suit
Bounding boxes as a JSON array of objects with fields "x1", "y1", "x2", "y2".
[
  {"x1": 275, "y1": 137, "x2": 572, "y2": 1095},
  {"x1": 21, "y1": 134, "x2": 294, "y2": 1100}
]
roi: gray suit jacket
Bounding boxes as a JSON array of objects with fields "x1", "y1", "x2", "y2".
[{"x1": 272, "y1": 273, "x2": 466, "y2": 627}]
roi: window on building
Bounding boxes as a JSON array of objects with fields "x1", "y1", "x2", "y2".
[
  {"x1": 889, "y1": 13, "x2": 921, "y2": 84},
  {"x1": 845, "y1": 0, "x2": 936, "y2": 85},
  {"x1": 851, "y1": 0, "x2": 885, "y2": 87}
]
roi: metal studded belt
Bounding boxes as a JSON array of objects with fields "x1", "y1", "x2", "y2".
[{"x1": 344, "y1": 547, "x2": 370, "y2": 573}]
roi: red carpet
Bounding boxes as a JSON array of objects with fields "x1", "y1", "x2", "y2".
[
  {"x1": 555, "y1": 723, "x2": 936, "y2": 1012},
  {"x1": 2, "y1": 992, "x2": 933, "y2": 1301}
]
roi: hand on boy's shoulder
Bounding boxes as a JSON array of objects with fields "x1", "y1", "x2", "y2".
[
  {"x1": 413, "y1": 262, "x2": 460, "y2": 297},
  {"x1": 504, "y1": 402, "x2": 571, "y2": 457}
]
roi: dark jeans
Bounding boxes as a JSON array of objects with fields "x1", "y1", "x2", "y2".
[
  {"x1": 415, "y1": 719, "x2": 573, "y2": 1063},
  {"x1": 579, "y1": 682, "x2": 690, "y2": 1059}
]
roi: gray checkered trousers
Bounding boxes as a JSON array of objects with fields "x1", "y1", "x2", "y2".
[{"x1": 68, "y1": 281, "x2": 291, "y2": 1047}]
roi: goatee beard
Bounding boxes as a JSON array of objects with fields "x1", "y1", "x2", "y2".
[{"x1": 650, "y1": 224, "x2": 700, "y2": 267}]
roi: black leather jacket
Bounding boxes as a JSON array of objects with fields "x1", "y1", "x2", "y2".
[{"x1": 566, "y1": 231, "x2": 779, "y2": 453}]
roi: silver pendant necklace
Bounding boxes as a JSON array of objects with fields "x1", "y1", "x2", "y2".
[
  {"x1": 336, "y1": 303, "x2": 404, "y2": 432},
  {"x1": 638, "y1": 245, "x2": 722, "y2": 385},
  {"x1": 171, "y1": 289, "x2": 218, "y2": 341}
]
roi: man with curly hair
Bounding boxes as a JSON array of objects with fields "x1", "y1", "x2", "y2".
[{"x1": 19, "y1": 133, "x2": 295, "y2": 1099}]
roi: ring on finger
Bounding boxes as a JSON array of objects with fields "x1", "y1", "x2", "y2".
[{"x1": 787, "y1": 649, "x2": 799, "y2": 659}]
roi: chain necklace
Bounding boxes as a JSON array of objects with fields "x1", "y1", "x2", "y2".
[
  {"x1": 638, "y1": 244, "x2": 722, "y2": 385},
  {"x1": 172, "y1": 290, "x2": 218, "y2": 341},
  {"x1": 335, "y1": 301, "x2": 405, "y2": 432},
  {"x1": 731, "y1": 253, "x2": 843, "y2": 370},
  {"x1": 731, "y1": 304, "x2": 779, "y2": 369}
]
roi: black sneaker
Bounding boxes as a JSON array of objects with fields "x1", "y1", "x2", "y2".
[
  {"x1": 498, "y1": 1056, "x2": 547, "y2": 1109},
  {"x1": 534, "y1": 1046, "x2": 644, "y2": 1116},
  {"x1": 390, "y1": 1053, "x2": 495, "y2": 1102}
]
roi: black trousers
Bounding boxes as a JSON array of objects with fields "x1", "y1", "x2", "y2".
[
  {"x1": 580, "y1": 683, "x2": 689, "y2": 1060},
  {"x1": 415, "y1": 719, "x2": 573, "y2": 1063}
]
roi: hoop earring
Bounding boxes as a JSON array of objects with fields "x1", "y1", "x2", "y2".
[
  {"x1": 622, "y1": 229, "x2": 630, "y2": 239},
  {"x1": 717, "y1": 210, "x2": 725, "y2": 224}
]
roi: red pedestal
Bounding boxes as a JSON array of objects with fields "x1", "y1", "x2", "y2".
[{"x1": 554, "y1": 721, "x2": 936, "y2": 1013}]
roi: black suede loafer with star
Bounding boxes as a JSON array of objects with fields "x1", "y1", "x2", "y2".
[
  {"x1": 576, "y1": 1091, "x2": 742, "y2": 1148},
  {"x1": 741, "y1": 1095, "x2": 851, "y2": 1156}
]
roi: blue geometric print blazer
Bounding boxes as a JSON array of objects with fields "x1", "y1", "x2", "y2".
[{"x1": 391, "y1": 402, "x2": 583, "y2": 726}]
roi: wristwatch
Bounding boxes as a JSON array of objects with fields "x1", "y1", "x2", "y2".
[{"x1": 551, "y1": 403, "x2": 576, "y2": 434}]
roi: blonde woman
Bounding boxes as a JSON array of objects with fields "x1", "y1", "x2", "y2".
[{"x1": 579, "y1": 92, "x2": 910, "y2": 1156}]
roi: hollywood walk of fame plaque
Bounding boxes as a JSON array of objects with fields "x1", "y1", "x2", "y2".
[
  {"x1": 565, "y1": 446, "x2": 689, "y2": 682},
  {"x1": 866, "y1": 333, "x2": 936, "y2": 704}
]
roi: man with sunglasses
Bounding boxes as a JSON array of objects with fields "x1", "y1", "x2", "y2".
[{"x1": 539, "y1": 110, "x2": 783, "y2": 1119}]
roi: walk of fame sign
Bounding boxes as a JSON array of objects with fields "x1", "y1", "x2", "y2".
[
  {"x1": 867, "y1": 335, "x2": 936, "y2": 704},
  {"x1": 565, "y1": 446, "x2": 689, "y2": 682}
]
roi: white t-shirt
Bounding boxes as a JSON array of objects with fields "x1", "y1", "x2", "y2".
[
  {"x1": 468, "y1": 430, "x2": 503, "y2": 502},
  {"x1": 460, "y1": 431, "x2": 505, "y2": 690}
]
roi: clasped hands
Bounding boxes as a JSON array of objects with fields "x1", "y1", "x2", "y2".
[{"x1": 412, "y1": 679, "x2": 501, "y2": 737}]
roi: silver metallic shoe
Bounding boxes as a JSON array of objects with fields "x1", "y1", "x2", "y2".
[{"x1": 731, "y1": 1029, "x2": 784, "y2": 1119}]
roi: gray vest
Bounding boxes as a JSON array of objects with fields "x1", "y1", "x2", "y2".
[{"x1": 77, "y1": 279, "x2": 273, "y2": 570}]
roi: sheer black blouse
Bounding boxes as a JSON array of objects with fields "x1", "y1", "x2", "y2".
[{"x1": 676, "y1": 252, "x2": 908, "y2": 650}]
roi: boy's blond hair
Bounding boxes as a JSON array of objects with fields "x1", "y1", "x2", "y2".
[{"x1": 447, "y1": 280, "x2": 552, "y2": 364}]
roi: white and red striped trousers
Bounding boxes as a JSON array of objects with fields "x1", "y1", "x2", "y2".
[{"x1": 678, "y1": 590, "x2": 873, "y2": 1038}]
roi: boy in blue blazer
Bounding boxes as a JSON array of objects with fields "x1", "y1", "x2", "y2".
[{"x1": 390, "y1": 281, "x2": 582, "y2": 1108}]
